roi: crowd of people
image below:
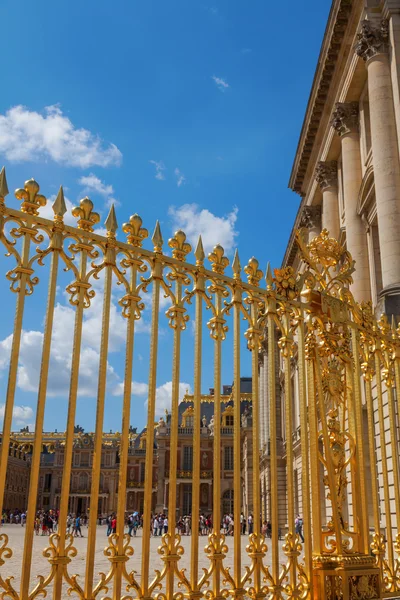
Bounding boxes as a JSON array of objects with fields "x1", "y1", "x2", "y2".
[{"x1": 1, "y1": 507, "x2": 304, "y2": 543}]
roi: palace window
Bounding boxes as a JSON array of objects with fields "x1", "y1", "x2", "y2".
[
  {"x1": 224, "y1": 446, "x2": 234, "y2": 471},
  {"x1": 225, "y1": 415, "x2": 234, "y2": 427},
  {"x1": 183, "y1": 446, "x2": 193, "y2": 470},
  {"x1": 140, "y1": 462, "x2": 145, "y2": 482},
  {"x1": 73, "y1": 453, "x2": 80, "y2": 467}
]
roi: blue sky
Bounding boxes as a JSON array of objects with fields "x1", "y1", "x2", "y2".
[{"x1": 0, "y1": 0, "x2": 331, "y2": 432}]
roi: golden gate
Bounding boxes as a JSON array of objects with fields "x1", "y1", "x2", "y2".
[{"x1": 0, "y1": 171, "x2": 399, "y2": 599}]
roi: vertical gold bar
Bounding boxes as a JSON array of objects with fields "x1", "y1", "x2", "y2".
[
  {"x1": 141, "y1": 263, "x2": 161, "y2": 598},
  {"x1": 307, "y1": 358, "x2": 321, "y2": 555},
  {"x1": 250, "y1": 303, "x2": 262, "y2": 596},
  {"x1": 364, "y1": 374, "x2": 380, "y2": 534},
  {"x1": 114, "y1": 257, "x2": 139, "y2": 600},
  {"x1": 350, "y1": 328, "x2": 369, "y2": 554},
  {"x1": 85, "y1": 259, "x2": 113, "y2": 598},
  {"x1": 0, "y1": 230, "x2": 32, "y2": 516},
  {"x1": 297, "y1": 311, "x2": 312, "y2": 584},
  {"x1": 374, "y1": 348, "x2": 394, "y2": 570},
  {"x1": 267, "y1": 311, "x2": 279, "y2": 583},
  {"x1": 190, "y1": 281, "x2": 202, "y2": 593},
  {"x1": 20, "y1": 247, "x2": 59, "y2": 599},
  {"x1": 283, "y1": 310, "x2": 296, "y2": 586},
  {"x1": 393, "y1": 347, "x2": 400, "y2": 530},
  {"x1": 233, "y1": 297, "x2": 241, "y2": 592},
  {"x1": 384, "y1": 353, "x2": 400, "y2": 540},
  {"x1": 212, "y1": 289, "x2": 222, "y2": 598},
  {"x1": 314, "y1": 355, "x2": 343, "y2": 554},
  {"x1": 53, "y1": 246, "x2": 88, "y2": 599}
]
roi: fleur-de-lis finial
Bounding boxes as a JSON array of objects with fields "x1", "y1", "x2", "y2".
[
  {"x1": 266, "y1": 262, "x2": 274, "y2": 291},
  {"x1": 168, "y1": 230, "x2": 192, "y2": 261},
  {"x1": 71, "y1": 197, "x2": 100, "y2": 232},
  {"x1": 232, "y1": 249, "x2": 241, "y2": 280},
  {"x1": 52, "y1": 186, "x2": 67, "y2": 221},
  {"x1": 152, "y1": 221, "x2": 164, "y2": 253},
  {"x1": 194, "y1": 236, "x2": 205, "y2": 266},
  {"x1": 0, "y1": 167, "x2": 9, "y2": 202},
  {"x1": 122, "y1": 213, "x2": 149, "y2": 247},
  {"x1": 105, "y1": 204, "x2": 118, "y2": 237},
  {"x1": 208, "y1": 244, "x2": 229, "y2": 274},
  {"x1": 15, "y1": 178, "x2": 47, "y2": 215},
  {"x1": 244, "y1": 256, "x2": 263, "y2": 286}
]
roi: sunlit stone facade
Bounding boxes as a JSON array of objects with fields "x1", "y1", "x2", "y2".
[{"x1": 259, "y1": 0, "x2": 400, "y2": 539}]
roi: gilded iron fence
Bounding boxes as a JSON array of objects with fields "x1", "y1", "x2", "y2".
[{"x1": 0, "y1": 170, "x2": 399, "y2": 599}]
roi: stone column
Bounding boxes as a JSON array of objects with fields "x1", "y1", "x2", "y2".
[
  {"x1": 355, "y1": 19, "x2": 400, "y2": 314},
  {"x1": 299, "y1": 205, "x2": 322, "y2": 242},
  {"x1": 315, "y1": 160, "x2": 341, "y2": 240},
  {"x1": 331, "y1": 102, "x2": 371, "y2": 302}
]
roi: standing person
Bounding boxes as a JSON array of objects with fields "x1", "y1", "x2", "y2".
[
  {"x1": 75, "y1": 515, "x2": 83, "y2": 537},
  {"x1": 248, "y1": 514, "x2": 253, "y2": 535},
  {"x1": 128, "y1": 514, "x2": 134, "y2": 537},
  {"x1": 295, "y1": 515, "x2": 304, "y2": 543},
  {"x1": 163, "y1": 516, "x2": 168, "y2": 534},
  {"x1": 111, "y1": 514, "x2": 117, "y2": 534},
  {"x1": 106, "y1": 515, "x2": 112, "y2": 536},
  {"x1": 266, "y1": 521, "x2": 272, "y2": 539}
]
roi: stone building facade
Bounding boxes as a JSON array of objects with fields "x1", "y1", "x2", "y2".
[
  {"x1": 259, "y1": 0, "x2": 400, "y2": 536},
  {"x1": 4, "y1": 379, "x2": 254, "y2": 519}
]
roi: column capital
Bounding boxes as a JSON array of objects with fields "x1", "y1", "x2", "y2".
[
  {"x1": 331, "y1": 102, "x2": 359, "y2": 136},
  {"x1": 299, "y1": 205, "x2": 321, "y2": 230},
  {"x1": 315, "y1": 160, "x2": 338, "y2": 190},
  {"x1": 354, "y1": 19, "x2": 389, "y2": 62}
]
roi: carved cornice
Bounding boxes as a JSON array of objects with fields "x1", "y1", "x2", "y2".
[
  {"x1": 354, "y1": 19, "x2": 389, "y2": 62},
  {"x1": 331, "y1": 102, "x2": 359, "y2": 136},
  {"x1": 288, "y1": 0, "x2": 353, "y2": 194},
  {"x1": 315, "y1": 160, "x2": 338, "y2": 190},
  {"x1": 299, "y1": 205, "x2": 322, "y2": 230}
]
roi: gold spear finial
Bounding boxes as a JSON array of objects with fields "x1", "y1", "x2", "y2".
[
  {"x1": 232, "y1": 249, "x2": 241, "y2": 280},
  {"x1": 52, "y1": 186, "x2": 67, "y2": 221},
  {"x1": 15, "y1": 178, "x2": 47, "y2": 215},
  {"x1": 168, "y1": 229, "x2": 191, "y2": 261},
  {"x1": 104, "y1": 204, "x2": 118, "y2": 237},
  {"x1": 194, "y1": 235, "x2": 205, "y2": 266},
  {"x1": 0, "y1": 167, "x2": 9, "y2": 201},
  {"x1": 208, "y1": 244, "x2": 229, "y2": 274},
  {"x1": 152, "y1": 220, "x2": 164, "y2": 253},
  {"x1": 122, "y1": 213, "x2": 149, "y2": 247},
  {"x1": 71, "y1": 197, "x2": 100, "y2": 232},
  {"x1": 266, "y1": 262, "x2": 273, "y2": 290},
  {"x1": 244, "y1": 256, "x2": 263, "y2": 286}
]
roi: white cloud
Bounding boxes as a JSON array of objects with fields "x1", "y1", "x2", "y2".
[
  {"x1": 0, "y1": 403, "x2": 34, "y2": 426},
  {"x1": 38, "y1": 194, "x2": 76, "y2": 225},
  {"x1": 0, "y1": 280, "x2": 150, "y2": 398},
  {"x1": 149, "y1": 160, "x2": 166, "y2": 181},
  {"x1": 212, "y1": 76, "x2": 229, "y2": 91},
  {"x1": 168, "y1": 203, "x2": 238, "y2": 254},
  {"x1": 78, "y1": 173, "x2": 118, "y2": 207},
  {"x1": 155, "y1": 381, "x2": 192, "y2": 413},
  {"x1": 0, "y1": 105, "x2": 122, "y2": 168},
  {"x1": 112, "y1": 381, "x2": 149, "y2": 397},
  {"x1": 174, "y1": 168, "x2": 186, "y2": 188}
]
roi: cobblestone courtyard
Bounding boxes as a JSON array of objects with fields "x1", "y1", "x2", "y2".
[{"x1": 1, "y1": 524, "x2": 293, "y2": 596}]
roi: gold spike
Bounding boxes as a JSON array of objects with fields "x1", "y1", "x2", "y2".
[
  {"x1": 52, "y1": 186, "x2": 67, "y2": 220},
  {"x1": 105, "y1": 204, "x2": 118, "y2": 237},
  {"x1": 71, "y1": 197, "x2": 100, "y2": 232},
  {"x1": 244, "y1": 256, "x2": 263, "y2": 286},
  {"x1": 168, "y1": 229, "x2": 191, "y2": 261},
  {"x1": 232, "y1": 249, "x2": 241, "y2": 279},
  {"x1": 15, "y1": 178, "x2": 47, "y2": 215},
  {"x1": 266, "y1": 262, "x2": 273, "y2": 290},
  {"x1": 194, "y1": 236, "x2": 205, "y2": 266},
  {"x1": 208, "y1": 244, "x2": 229, "y2": 274},
  {"x1": 152, "y1": 220, "x2": 164, "y2": 253},
  {"x1": 122, "y1": 213, "x2": 149, "y2": 247},
  {"x1": 0, "y1": 167, "x2": 9, "y2": 200}
]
